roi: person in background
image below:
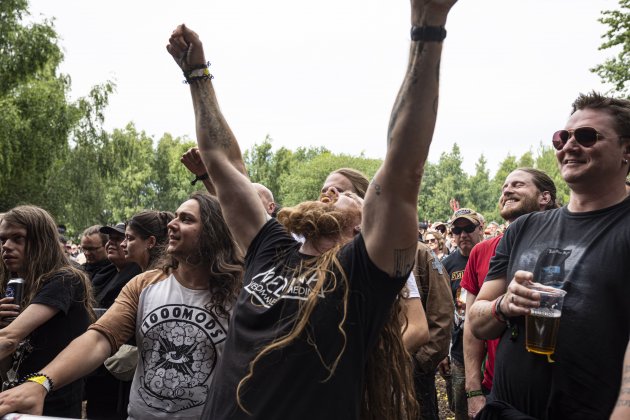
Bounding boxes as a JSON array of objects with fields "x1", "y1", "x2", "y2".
[
  {"x1": 470, "y1": 92, "x2": 630, "y2": 419},
  {"x1": 460, "y1": 168, "x2": 557, "y2": 419},
  {"x1": 81, "y1": 226, "x2": 112, "y2": 280},
  {"x1": 121, "y1": 211, "x2": 174, "y2": 272},
  {"x1": 0, "y1": 205, "x2": 94, "y2": 417}
]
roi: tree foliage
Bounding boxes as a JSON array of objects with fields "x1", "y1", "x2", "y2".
[{"x1": 592, "y1": 0, "x2": 630, "y2": 97}]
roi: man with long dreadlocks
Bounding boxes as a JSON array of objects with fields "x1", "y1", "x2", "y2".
[{"x1": 164, "y1": 0, "x2": 458, "y2": 418}]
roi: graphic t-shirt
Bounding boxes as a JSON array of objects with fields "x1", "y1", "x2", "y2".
[
  {"x1": 90, "y1": 270, "x2": 228, "y2": 420},
  {"x1": 485, "y1": 198, "x2": 630, "y2": 419},
  {"x1": 441, "y1": 249, "x2": 469, "y2": 364},
  {"x1": 203, "y1": 219, "x2": 407, "y2": 419},
  {"x1": 460, "y1": 235, "x2": 502, "y2": 390}
]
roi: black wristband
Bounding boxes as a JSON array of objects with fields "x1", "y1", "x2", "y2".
[
  {"x1": 191, "y1": 173, "x2": 209, "y2": 185},
  {"x1": 410, "y1": 25, "x2": 447, "y2": 42},
  {"x1": 466, "y1": 389, "x2": 484, "y2": 399}
]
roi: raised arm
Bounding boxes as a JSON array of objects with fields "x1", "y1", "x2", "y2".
[
  {"x1": 167, "y1": 26, "x2": 267, "y2": 252},
  {"x1": 362, "y1": 0, "x2": 457, "y2": 277}
]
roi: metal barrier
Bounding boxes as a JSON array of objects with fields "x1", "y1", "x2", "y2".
[{"x1": 2, "y1": 415, "x2": 77, "y2": 419}]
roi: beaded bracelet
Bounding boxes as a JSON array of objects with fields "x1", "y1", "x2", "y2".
[
  {"x1": 183, "y1": 61, "x2": 214, "y2": 84},
  {"x1": 21, "y1": 372, "x2": 54, "y2": 393}
]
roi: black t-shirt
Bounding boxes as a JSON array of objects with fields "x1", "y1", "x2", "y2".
[
  {"x1": 94, "y1": 262, "x2": 142, "y2": 308},
  {"x1": 22, "y1": 271, "x2": 92, "y2": 418},
  {"x1": 202, "y1": 219, "x2": 407, "y2": 419},
  {"x1": 485, "y1": 198, "x2": 630, "y2": 419},
  {"x1": 441, "y1": 249, "x2": 469, "y2": 364}
]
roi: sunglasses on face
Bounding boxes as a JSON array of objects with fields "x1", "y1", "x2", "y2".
[
  {"x1": 452, "y1": 224, "x2": 478, "y2": 235},
  {"x1": 552, "y1": 127, "x2": 603, "y2": 150},
  {"x1": 426, "y1": 238, "x2": 438, "y2": 243}
]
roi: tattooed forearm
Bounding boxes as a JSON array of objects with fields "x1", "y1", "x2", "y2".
[{"x1": 393, "y1": 244, "x2": 417, "y2": 277}]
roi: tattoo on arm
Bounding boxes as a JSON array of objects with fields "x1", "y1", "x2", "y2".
[
  {"x1": 616, "y1": 363, "x2": 630, "y2": 406},
  {"x1": 393, "y1": 244, "x2": 417, "y2": 277},
  {"x1": 370, "y1": 179, "x2": 382, "y2": 196}
]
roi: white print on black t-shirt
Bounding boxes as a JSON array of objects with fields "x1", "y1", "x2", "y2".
[
  {"x1": 533, "y1": 248, "x2": 572, "y2": 287},
  {"x1": 245, "y1": 266, "x2": 325, "y2": 308},
  {"x1": 137, "y1": 304, "x2": 227, "y2": 413}
]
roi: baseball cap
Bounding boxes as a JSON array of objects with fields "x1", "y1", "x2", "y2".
[
  {"x1": 99, "y1": 223, "x2": 126, "y2": 236},
  {"x1": 451, "y1": 208, "x2": 482, "y2": 225}
]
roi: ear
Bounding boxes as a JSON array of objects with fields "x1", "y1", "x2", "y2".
[
  {"x1": 539, "y1": 191, "x2": 551, "y2": 209},
  {"x1": 147, "y1": 236, "x2": 157, "y2": 250}
]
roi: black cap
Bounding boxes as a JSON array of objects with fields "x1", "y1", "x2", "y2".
[{"x1": 99, "y1": 223, "x2": 126, "y2": 236}]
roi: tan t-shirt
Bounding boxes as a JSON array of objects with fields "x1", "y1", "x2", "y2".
[{"x1": 90, "y1": 269, "x2": 229, "y2": 419}]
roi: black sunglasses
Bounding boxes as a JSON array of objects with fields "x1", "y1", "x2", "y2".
[
  {"x1": 452, "y1": 224, "x2": 478, "y2": 235},
  {"x1": 552, "y1": 126, "x2": 611, "y2": 151}
]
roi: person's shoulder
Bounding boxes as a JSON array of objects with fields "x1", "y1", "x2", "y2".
[{"x1": 128, "y1": 269, "x2": 169, "y2": 290}]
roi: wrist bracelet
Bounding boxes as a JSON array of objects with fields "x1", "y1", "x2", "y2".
[
  {"x1": 191, "y1": 173, "x2": 209, "y2": 186},
  {"x1": 466, "y1": 389, "x2": 484, "y2": 398},
  {"x1": 491, "y1": 295, "x2": 507, "y2": 323},
  {"x1": 22, "y1": 372, "x2": 54, "y2": 393},
  {"x1": 410, "y1": 25, "x2": 447, "y2": 42},
  {"x1": 495, "y1": 294, "x2": 508, "y2": 321},
  {"x1": 183, "y1": 62, "x2": 214, "y2": 84}
]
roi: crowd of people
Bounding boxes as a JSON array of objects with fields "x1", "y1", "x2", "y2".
[{"x1": 0, "y1": 0, "x2": 629, "y2": 419}]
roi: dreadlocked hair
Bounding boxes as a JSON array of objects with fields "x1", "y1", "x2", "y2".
[
  {"x1": 237, "y1": 201, "x2": 415, "y2": 418},
  {"x1": 236, "y1": 245, "x2": 348, "y2": 415},
  {"x1": 362, "y1": 295, "x2": 419, "y2": 420}
]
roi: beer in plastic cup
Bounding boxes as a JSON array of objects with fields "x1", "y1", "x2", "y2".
[{"x1": 525, "y1": 284, "x2": 567, "y2": 360}]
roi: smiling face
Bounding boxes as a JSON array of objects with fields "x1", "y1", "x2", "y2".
[
  {"x1": 499, "y1": 170, "x2": 546, "y2": 222},
  {"x1": 167, "y1": 199, "x2": 202, "y2": 261},
  {"x1": 425, "y1": 233, "x2": 439, "y2": 252},
  {"x1": 0, "y1": 221, "x2": 27, "y2": 276},
  {"x1": 556, "y1": 108, "x2": 629, "y2": 190}
]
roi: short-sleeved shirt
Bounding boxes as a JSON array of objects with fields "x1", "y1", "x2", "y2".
[
  {"x1": 460, "y1": 235, "x2": 502, "y2": 390},
  {"x1": 441, "y1": 249, "x2": 469, "y2": 364},
  {"x1": 485, "y1": 198, "x2": 630, "y2": 419},
  {"x1": 90, "y1": 270, "x2": 228, "y2": 420},
  {"x1": 22, "y1": 271, "x2": 91, "y2": 418},
  {"x1": 203, "y1": 219, "x2": 407, "y2": 419}
]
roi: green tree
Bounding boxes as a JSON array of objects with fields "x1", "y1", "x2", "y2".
[
  {"x1": 592, "y1": 0, "x2": 630, "y2": 97},
  {"x1": 152, "y1": 134, "x2": 198, "y2": 212},
  {"x1": 467, "y1": 155, "x2": 500, "y2": 222},
  {"x1": 279, "y1": 152, "x2": 381, "y2": 206},
  {"x1": 418, "y1": 144, "x2": 469, "y2": 222}
]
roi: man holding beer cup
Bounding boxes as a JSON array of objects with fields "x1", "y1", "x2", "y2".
[{"x1": 469, "y1": 93, "x2": 630, "y2": 419}]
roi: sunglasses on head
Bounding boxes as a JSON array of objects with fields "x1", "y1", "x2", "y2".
[
  {"x1": 452, "y1": 224, "x2": 478, "y2": 235},
  {"x1": 552, "y1": 127, "x2": 603, "y2": 150}
]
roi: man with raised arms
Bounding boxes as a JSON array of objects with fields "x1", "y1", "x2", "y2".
[{"x1": 165, "y1": 0, "x2": 457, "y2": 418}]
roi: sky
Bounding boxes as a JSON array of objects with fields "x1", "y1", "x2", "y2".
[{"x1": 27, "y1": 0, "x2": 622, "y2": 176}]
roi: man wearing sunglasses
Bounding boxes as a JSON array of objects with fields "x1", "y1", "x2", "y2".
[
  {"x1": 469, "y1": 92, "x2": 630, "y2": 419},
  {"x1": 440, "y1": 208, "x2": 484, "y2": 420}
]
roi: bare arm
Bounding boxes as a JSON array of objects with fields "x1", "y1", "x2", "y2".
[
  {"x1": 469, "y1": 271, "x2": 541, "y2": 340},
  {"x1": 463, "y1": 291, "x2": 486, "y2": 418},
  {"x1": 401, "y1": 297, "x2": 429, "y2": 353},
  {"x1": 0, "y1": 330, "x2": 111, "y2": 416},
  {"x1": 167, "y1": 26, "x2": 266, "y2": 252},
  {"x1": 181, "y1": 146, "x2": 217, "y2": 195},
  {"x1": 362, "y1": 0, "x2": 456, "y2": 277},
  {"x1": 611, "y1": 340, "x2": 630, "y2": 419},
  {"x1": 0, "y1": 303, "x2": 59, "y2": 359}
]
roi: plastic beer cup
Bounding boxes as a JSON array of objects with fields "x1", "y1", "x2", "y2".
[{"x1": 525, "y1": 284, "x2": 567, "y2": 362}]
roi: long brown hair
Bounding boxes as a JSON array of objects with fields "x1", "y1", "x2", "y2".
[
  {"x1": 0, "y1": 205, "x2": 95, "y2": 320},
  {"x1": 237, "y1": 201, "x2": 417, "y2": 419},
  {"x1": 162, "y1": 193, "x2": 243, "y2": 320}
]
